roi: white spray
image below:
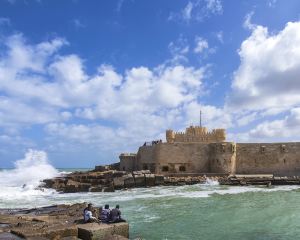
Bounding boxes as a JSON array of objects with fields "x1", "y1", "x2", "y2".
[{"x1": 0, "y1": 149, "x2": 60, "y2": 204}]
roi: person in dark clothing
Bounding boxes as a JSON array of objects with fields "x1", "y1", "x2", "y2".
[
  {"x1": 100, "y1": 204, "x2": 111, "y2": 223},
  {"x1": 110, "y1": 205, "x2": 126, "y2": 223}
]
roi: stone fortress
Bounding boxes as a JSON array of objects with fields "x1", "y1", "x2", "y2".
[{"x1": 119, "y1": 125, "x2": 300, "y2": 177}]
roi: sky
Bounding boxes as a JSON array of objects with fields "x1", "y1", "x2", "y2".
[{"x1": 1, "y1": 0, "x2": 300, "y2": 168}]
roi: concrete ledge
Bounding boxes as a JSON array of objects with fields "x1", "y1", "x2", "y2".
[{"x1": 77, "y1": 222, "x2": 129, "y2": 240}]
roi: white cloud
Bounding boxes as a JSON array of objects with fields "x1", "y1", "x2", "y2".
[
  {"x1": 182, "y1": 2, "x2": 194, "y2": 22},
  {"x1": 168, "y1": 0, "x2": 223, "y2": 23},
  {"x1": 205, "y1": 0, "x2": 223, "y2": 14},
  {"x1": 0, "y1": 32, "x2": 225, "y2": 155},
  {"x1": 243, "y1": 11, "x2": 256, "y2": 30},
  {"x1": 228, "y1": 21, "x2": 300, "y2": 114},
  {"x1": 231, "y1": 108, "x2": 300, "y2": 142},
  {"x1": 168, "y1": 36, "x2": 189, "y2": 63},
  {"x1": 73, "y1": 19, "x2": 85, "y2": 28},
  {"x1": 194, "y1": 37, "x2": 209, "y2": 53},
  {"x1": 216, "y1": 31, "x2": 223, "y2": 43}
]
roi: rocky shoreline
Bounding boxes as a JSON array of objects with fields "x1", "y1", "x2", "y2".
[
  {"x1": 42, "y1": 168, "x2": 227, "y2": 193},
  {"x1": 0, "y1": 203, "x2": 129, "y2": 240},
  {"x1": 42, "y1": 166, "x2": 300, "y2": 193}
]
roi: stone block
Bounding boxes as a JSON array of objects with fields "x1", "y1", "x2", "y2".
[
  {"x1": 11, "y1": 224, "x2": 78, "y2": 240},
  {"x1": 154, "y1": 175, "x2": 165, "y2": 185},
  {"x1": 112, "y1": 171, "x2": 126, "y2": 178},
  {"x1": 112, "y1": 222, "x2": 129, "y2": 238},
  {"x1": 133, "y1": 175, "x2": 145, "y2": 187},
  {"x1": 113, "y1": 176, "x2": 125, "y2": 190},
  {"x1": 90, "y1": 186, "x2": 103, "y2": 192},
  {"x1": 123, "y1": 176, "x2": 135, "y2": 188},
  {"x1": 77, "y1": 222, "x2": 129, "y2": 240},
  {"x1": 145, "y1": 174, "x2": 155, "y2": 186},
  {"x1": 102, "y1": 185, "x2": 115, "y2": 192}
]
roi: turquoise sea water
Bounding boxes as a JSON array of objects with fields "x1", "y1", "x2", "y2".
[{"x1": 2, "y1": 166, "x2": 300, "y2": 239}]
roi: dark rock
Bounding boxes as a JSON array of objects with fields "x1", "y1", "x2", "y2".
[
  {"x1": 133, "y1": 175, "x2": 145, "y2": 187},
  {"x1": 154, "y1": 175, "x2": 164, "y2": 185},
  {"x1": 145, "y1": 174, "x2": 155, "y2": 186}
]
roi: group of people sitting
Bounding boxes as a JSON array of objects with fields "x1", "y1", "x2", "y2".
[{"x1": 83, "y1": 203, "x2": 126, "y2": 224}]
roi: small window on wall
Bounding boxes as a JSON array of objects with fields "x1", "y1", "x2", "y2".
[
  {"x1": 179, "y1": 166, "x2": 186, "y2": 172},
  {"x1": 260, "y1": 146, "x2": 266, "y2": 153},
  {"x1": 143, "y1": 164, "x2": 148, "y2": 170},
  {"x1": 162, "y1": 166, "x2": 169, "y2": 172},
  {"x1": 222, "y1": 144, "x2": 226, "y2": 153},
  {"x1": 123, "y1": 167, "x2": 126, "y2": 171}
]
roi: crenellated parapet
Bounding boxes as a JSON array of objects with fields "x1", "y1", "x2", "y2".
[{"x1": 166, "y1": 126, "x2": 226, "y2": 143}]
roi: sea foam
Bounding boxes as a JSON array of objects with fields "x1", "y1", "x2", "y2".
[{"x1": 0, "y1": 149, "x2": 59, "y2": 202}]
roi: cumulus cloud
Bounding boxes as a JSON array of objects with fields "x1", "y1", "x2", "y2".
[
  {"x1": 230, "y1": 108, "x2": 300, "y2": 143},
  {"x1": 0, "y1": 32, "x2": 230, "y2": 157},
  {"x1": 227, "y1": 21, "x2": 300, "y2": 114}
]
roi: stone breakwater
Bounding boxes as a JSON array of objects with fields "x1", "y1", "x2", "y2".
[
  {"x1": 42, "y1": 169, "x2": 225, "y2": 193},
  {"x1": 220, "y1": 174, "x2": 300, "y2": 186},
  {"x1": 42, "y1": 167, "x2": 300, "y2": 193},
  {"x1": 0, "y1": 203, "x2": 129, "y2": 240}
]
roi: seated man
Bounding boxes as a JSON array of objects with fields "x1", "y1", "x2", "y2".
[
  {"x1": 110, "y1": 205, "x2": 126, "y2": 223},
  {"x1": 83, "y1": 203, "x2": 99, "y2": 223},
  {"x1": 100, "y1": 204, "x2": 111, "y2": 223}
]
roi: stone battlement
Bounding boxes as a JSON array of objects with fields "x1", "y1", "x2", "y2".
[{"x1": 166, "y1": 125, "x2": 226, "y2": 143}]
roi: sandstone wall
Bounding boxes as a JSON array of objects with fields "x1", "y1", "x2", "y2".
[
  {"x1": 154, "y1": 143, "x2": 210, "y2": 174},
  {"x1": 136, "y1": 145, "x2": 157, "y2": 172},
  {"x1": 236, "y1": 142, "x2": 300, "y2": 176},
  {"x1": 119, "y1": 155, "x2": 136, "y2": 172},
  {"x1": 209, "y1": 142, "x2": 236, "y2": 174}
]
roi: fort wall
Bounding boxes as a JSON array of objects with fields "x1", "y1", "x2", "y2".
[
  {"x1": 236, "y1": 142, "x2": 300, "y2": 176},
  {"x1": 120, "y1": 124, "x2": 300, "y2": 177},
  {"x1": 209, "y1": 142, "x2": 236, "y2": 174},
  {"x1": 136, "y1": 145, "x2": 157, "y2": 172},
  {"x1": 154, "y1": 143, "x2": 210, "y2": 174},
  {"x1": 119, "y1": 153, "x2": 137, "y2": 172}
]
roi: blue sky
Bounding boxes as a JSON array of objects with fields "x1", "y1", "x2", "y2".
[{"x1": 1, "y1": 0, "x2": 300, "y2": 168}]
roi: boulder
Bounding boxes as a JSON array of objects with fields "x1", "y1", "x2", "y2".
[
  {"x1": 123, "y1": 175, "x2": 135, "y2": 188},
  {"x1": 133, "y1": 175, "x2": 145, "y2": 187},
  {"x1": 11, "y1": 224, "x2": 78, "y2": 240},
  {"x1": 90, "y1": 186, "x2": 103, "y2": 192},
  {"x1": 145, "y1": 174, "x2": 155, "y2": 186},
  {"x1": 77, "y1": 222, "x2": 129, "y2": 240},
  {"x1": 113, "y1": 176, "x2": 127, "y2": 189},
  {"x1": 154, "y1": 175, "x2": 165, "y2": 185},
  {"x1": 102, "y1": 184, "x2": 115, "y2": 192}
]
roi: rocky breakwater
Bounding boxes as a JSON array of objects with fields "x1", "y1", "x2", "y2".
[
  {"x1": 219, "y1": 174, "x2": 300, "y2": 186},
  {"x1": 42, "y1": 168, "x2": 226, "y2": 193},
  {"x1": 0, "y1": 203, "x2": 129, "y2": 240},
  {"x1": 42, "y1": 170, "x2": 166, "y2": 193}
]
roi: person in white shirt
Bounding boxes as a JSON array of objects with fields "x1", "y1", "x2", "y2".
[{"x1": 83, "y1": 203, "x2": 99, "y2": 223}]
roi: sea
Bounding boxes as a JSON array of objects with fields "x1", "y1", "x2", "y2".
[{"x1": 1, "y1": 150, "x2": 300, "y2": 240}]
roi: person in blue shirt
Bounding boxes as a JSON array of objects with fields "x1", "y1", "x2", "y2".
[{"x1": 100, "y1": 204, "x2": 111, "y2": 223}]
